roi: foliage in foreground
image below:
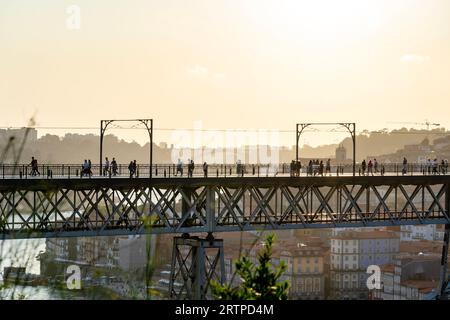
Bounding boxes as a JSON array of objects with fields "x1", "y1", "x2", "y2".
[{"x1": 211, "y1": 234, "x2": 289, "y2": 300}]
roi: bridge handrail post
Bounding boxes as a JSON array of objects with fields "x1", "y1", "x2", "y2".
[{"x1": 68, "y1": 166, "x2": 70, "y2": 179}]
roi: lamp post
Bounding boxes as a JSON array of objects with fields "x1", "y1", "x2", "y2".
[
  {"x1": 296, "y1": 123, "x2": 356, "y2": 176},
  {"x1": 100, "y1": 119, "x2": 153, "y2": 178}
]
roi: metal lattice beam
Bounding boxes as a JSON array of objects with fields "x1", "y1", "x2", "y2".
[{"x1": 0, "y1": 176, "x2": 449, "y2": 239}]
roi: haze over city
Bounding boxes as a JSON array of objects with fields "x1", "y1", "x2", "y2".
[{"x1": 1, "y1": 0, "x2": 450, "y2": 146}]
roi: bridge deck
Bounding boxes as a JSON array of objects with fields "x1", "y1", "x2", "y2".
[
  {"x1": 0, "y1": 175, "x2": 449, "y2": 239},
  {"x1": 1, "y1": 175, "x2": 450, "y2": 190}
]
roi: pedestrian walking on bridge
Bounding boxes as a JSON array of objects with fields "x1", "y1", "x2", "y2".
[
  {"x1": 176, "y1": 159, "x2": 183, "y2": 176},
  {"x1": 203, "y1": 162, "x2": 208, "y2": 178},
  {"x1": 325, "y1": 159, "x2": 331, "y2": 176},
  {"x1": 402, "y1": 157, "x2": 408, "y2": 175}
]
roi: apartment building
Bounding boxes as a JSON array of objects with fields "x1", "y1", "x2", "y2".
[
  {"x1": 372, "y1": 253, "x2": 442, "y2": 300},
  {"x1": 330, "y1": 230, "x2": 400, "y2": 299}
]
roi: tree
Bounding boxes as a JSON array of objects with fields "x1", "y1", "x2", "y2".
[{"x1": 211, "y1": 234, "x2": 290, "y2": 300}]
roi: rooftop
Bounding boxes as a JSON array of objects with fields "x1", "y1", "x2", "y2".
[
  {"x1": 381, "y1": 264, "x2": 395, "y2": 273},
  {"x1": 401, "y1": 280, "x2": 438, "y2": 293},
  {"x1": 332, "y1": 230, "x2": 399, "y2": 240}
]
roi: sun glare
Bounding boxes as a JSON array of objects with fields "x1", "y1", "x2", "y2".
[{"x1": 244, "y1": 0, "x2": 384, "y2": 42}]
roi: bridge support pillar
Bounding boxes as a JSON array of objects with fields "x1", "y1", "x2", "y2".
[
  {"x1": 169, "y1": 235, "x2": 225, "y2": 300},
  {"x1": 438, "y1": 224, "x2": 450, "y2": 299}
]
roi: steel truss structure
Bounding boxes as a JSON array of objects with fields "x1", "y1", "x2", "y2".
[
  {"x1": 169, "y1": 235, "x2": 225, "y2": 299},
  {"x1": 1, "y1": 176, "x2": 449, "y2": 299},
  {"x1": 0, "y1": 176, "x2": 449, "y2": 238}
]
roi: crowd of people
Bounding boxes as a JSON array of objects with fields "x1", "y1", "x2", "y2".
[
  {"x1": 24, "y1": 156, "x2": 450, "y2": 178},
  {"x1": 81, "y1": 157, "x2": 127, "y2": 177},
  {"x1": 175, "y1": 159, "x2": 210, "y2": 178},
  {"x1": 360, "y1": 158, "x2": 381, "y2": 176},
  {"x1": 175, "y1": 159, "x2": 196, "y2": 177},
  {"x1": 290, "y1": 159, "x2": 333, "y2": 177},
  {"x1": 175, "y1": 159, "x2": 247, "y2": 178},
  {"x1": 81, "y1": 159, "x2": 93, "y2": 177},
  {"x1": 425, "y1": 158, "x2": 448, "y2": 175}
]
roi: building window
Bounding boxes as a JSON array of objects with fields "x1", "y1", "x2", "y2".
[{"x1": 314, "y1": 278, "x2": 320, "y2": 292}]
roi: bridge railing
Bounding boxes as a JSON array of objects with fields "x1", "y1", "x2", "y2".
[{"x1": 0, "y1": 162, "x2": 447, "y2": 179}]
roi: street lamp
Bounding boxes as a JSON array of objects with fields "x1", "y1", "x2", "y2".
[
  {"x1": 100, "y1": 119, "x2": 153, "y2": 178},
  {"x1": 296, "y1": 123, "x2": 356, "y2": 176}
]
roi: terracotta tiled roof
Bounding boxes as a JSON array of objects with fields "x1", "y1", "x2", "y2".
[{"x1": 381, "y1": 264, "x2": 395, "y2": 273}]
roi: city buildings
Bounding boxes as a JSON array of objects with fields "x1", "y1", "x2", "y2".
[
  {"x1": 335, "y1": 144, "x2": 347, "y2": 163},
  {"x1": 400, "y1": 224, "x2": 445, "y2": 242},
  {"x1": 330, "y1": 230, "x2": 400, "y2": 299},
  {"x1": 373, "y1": 253, "x2": 443, "y2": 300},
  {"x1": 40, "y1": 235, "x2": 164, "y2": 284}
]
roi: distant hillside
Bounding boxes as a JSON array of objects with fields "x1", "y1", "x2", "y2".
[
  {"x1": 0, "y1": 128, "x2": 448, "y2": 164},
  {"x1": 299, "y1": 128, "x2": 448, "y2": 161}
]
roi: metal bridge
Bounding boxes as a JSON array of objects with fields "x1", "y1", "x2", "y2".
[{"x1": 1, "y1": 174, "x2": 449, "y2": 299}]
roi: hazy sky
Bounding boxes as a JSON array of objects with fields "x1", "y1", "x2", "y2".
[{"x1": 1, "y1": 0, "x2": 450, "y2": 147}]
